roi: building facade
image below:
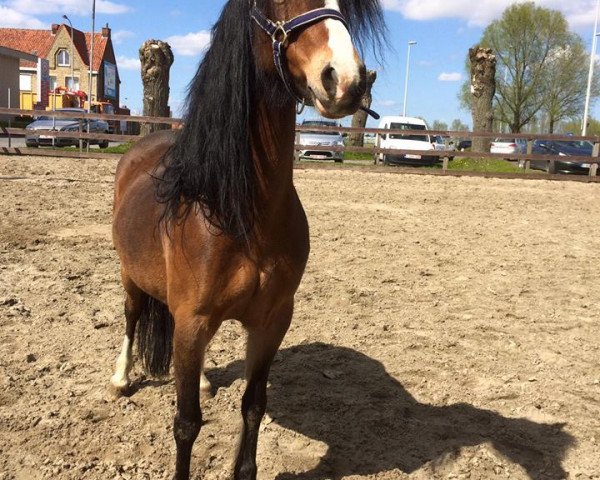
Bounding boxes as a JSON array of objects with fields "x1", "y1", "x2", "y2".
[
  {"x1": 0, "y1": 46, "x2": 37, "y2": 108},
  {"x1": 0, "y1": 23, "x2": 120, "y2": 109}
]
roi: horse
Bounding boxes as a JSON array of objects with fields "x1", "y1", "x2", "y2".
[{"x1": 109, "y1": 0, "x2": 385, "y2": 478}]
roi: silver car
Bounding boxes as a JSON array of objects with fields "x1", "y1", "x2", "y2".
[
  {"x1": 298, "y1": 120, "x2": 344, "y2": 163},
  {"x1": 25, "y1": 108, "x2": 110, "y2": 148}
]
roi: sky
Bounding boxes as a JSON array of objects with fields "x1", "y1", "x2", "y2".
[{"x1": 1, "y1": 0, "x2": 599, "y2": 128}]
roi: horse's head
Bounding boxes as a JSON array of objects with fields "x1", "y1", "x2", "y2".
[{"x1": 254, "y1": 0, "x2": 384, "y2": 119}]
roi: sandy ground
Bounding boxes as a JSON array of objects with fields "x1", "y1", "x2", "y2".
[{"x1": 1, "y1": 155, "x2": 600, "y2": 480}]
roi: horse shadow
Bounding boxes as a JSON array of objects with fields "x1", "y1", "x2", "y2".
[{"x1": 207, "y1": 342, "x2": 574, "y2": 480}]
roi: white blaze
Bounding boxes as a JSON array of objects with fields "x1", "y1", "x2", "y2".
[{"x1": 324, "y1": 0, "x2": 360, "y2": 98}]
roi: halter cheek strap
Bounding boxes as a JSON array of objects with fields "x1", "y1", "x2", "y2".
[{"x1": 250, "y1": 5, "x2": 349, "y2": 109}]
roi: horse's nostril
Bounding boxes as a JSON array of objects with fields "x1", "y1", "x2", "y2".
[{"x1": 321, "y1": 65, "x2": 339, "y2": 98}]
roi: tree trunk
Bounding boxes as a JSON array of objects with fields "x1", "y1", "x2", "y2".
[
  {"x1": 348, "y1": 70, "x2": 377, "y2": 147},
  {"x1": 139, "y1": 40, "x2": 174, "y2": 136},
  {"x1": 469, "y1": 47, "x2": 496, "y2": 153}
]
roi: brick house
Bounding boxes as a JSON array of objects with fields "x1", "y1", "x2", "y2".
[
  {"x1": 0, "y1": 23, "x2": 120, "y2": 108},
  {"x1": 0, "y1": 46, "x2": 37, "y2": 108}
]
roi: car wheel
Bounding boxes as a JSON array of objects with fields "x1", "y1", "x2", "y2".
[
  {"x1": 99, "y1": 139, "x2": 109, "y2": 149},
  {"x1": 334, "y1": 158, "x2": 343, "y2": 163}
]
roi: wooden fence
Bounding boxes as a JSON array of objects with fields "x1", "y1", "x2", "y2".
[{"x1": 1, "y1": 107, "x2": 600, "y2": 178}]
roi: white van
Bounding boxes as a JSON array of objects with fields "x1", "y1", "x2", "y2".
[{"x1": 376, "y1": 116, "x2": 437, "y2": 165}]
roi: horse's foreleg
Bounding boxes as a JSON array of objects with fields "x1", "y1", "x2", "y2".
[
  {"x1": 110, "y1": 278, "x2": 145, "y2": 395},
  {"x1": 172, "y1": 316, "x2": 216, "y2": 480},
  {"x1": 234, "y1": 301, "x2": 293, "y2": 480}
]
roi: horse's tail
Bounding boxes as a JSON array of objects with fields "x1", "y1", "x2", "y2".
[{"x1": 137, "y1": 296, "x2": 174, "y2": 377}]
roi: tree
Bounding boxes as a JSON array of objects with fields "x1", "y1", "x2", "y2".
[
  {"x1": 461, "y1": 2, "x2": 597, "y2": 133},
  {"x1": 450, "y1": 119, "x2": 469, "y2": 132},
  {"x1": 469, "y1": 47, "x2": 496, "y2": 152},
  {"x1": 431, "y1": 120, "x2": 448, "y2": 131},
  {"x1": 348, "y1": 70, "x2": 377, "y2": 147},
  {"x1": 139, "y1": 40, "x2": 174, "y2": 136},
  {"x1": 560, "y1": 117, "x2": 600, "y2": 136},
  {"x1": 542, "y1": 36, "x2": 599, "y2": 133}
]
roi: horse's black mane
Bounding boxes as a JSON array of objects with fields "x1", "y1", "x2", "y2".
[{"x1": 156, "y1": 0, "x2": 386, "y2": 240}]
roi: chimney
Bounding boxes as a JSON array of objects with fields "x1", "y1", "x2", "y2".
[
  {"x1": 102, "y1": 23, "x2": 111, "y2": 38},
  {"x1": 51, "y1": 24, "x2": 59, "y2": 35}
]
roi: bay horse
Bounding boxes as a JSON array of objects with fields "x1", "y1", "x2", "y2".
[{"x1": 109, "y1": 0, "x2": 385, "y2": 478}]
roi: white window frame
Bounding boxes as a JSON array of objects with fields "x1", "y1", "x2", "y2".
[
  {"x1": 57, "y1": 49, "x2": 70, "y2": 67},
  {"x1": 65, "y1": 76, "x2": 80, "y2": 91}
]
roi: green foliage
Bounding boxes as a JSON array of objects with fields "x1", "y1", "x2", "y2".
[
  {"x1": 560, "y1": 117, "x2": 600, "y2": 136},
  {"x1": 431, "y1": 120, "x2": 448, "y2": 131},
  {"x1": 450, "y1": 119, "x2": 470, "y2": 132},
  {"x1": 461, "y1": 2, "x2": 598, "y2": 133},
  {"x1": 100, "y1": 142, "x2": 134, "y2": 154},
  {"x1": 438, "y1": 157, "x2": 540, "y2": 174}
]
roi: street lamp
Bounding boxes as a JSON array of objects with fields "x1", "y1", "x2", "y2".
[
  {"x1": 403, "y1": 40, "x2": 417, "y2": 117},
  {"x1": 582, "y1": 0, "x2": 600, "y2": 136},
  {"x1": 88, "y1": 0, "x2": 96, "y2": 112},
  {"x1": 62, "y1": 15, "x2": 74, "y2": 91}
]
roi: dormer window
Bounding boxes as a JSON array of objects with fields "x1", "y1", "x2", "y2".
[{"x1": 57, "y1": 49, "x2": 70, "y2": 67}]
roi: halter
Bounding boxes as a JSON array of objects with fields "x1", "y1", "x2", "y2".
[{"x1": 251, "y1": 3, "x2": 349, "y2": 113}]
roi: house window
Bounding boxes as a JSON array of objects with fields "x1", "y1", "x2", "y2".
[
  {"x1": 50, "y1": 76, "x2": 58, "y2": 91},
  {"x1": 66, "y1": 77, "x2": 80, "y2": 91},
  {"x1": 19, "y1": 74, "x2": 32, "y2": 91},
  {"x1": 57, "y1": 49, "x2": 70, "y2": 67}
]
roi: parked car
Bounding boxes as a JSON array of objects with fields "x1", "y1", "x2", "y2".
[
  {"x1": 298, "y1": 119, "x2": 344, "y2": 163},
  {"x1": 376, "y1": 116, "x2": 436, "y2": 166},
  {"x1": 432, "y1": 135, "x2": 455, "y2": 160},
  {"x1": 530, "y1": 140, "x2": 594, "y2": 174},
  {"x1": 25, "y1": 108, "x2": 110, "y2": 148},
  {"x1": 490, "y1": 138, "x2": 527, "y2": 156},
  {"x1": 457, "y1": 139, "x2": 472, "y2": 151}
]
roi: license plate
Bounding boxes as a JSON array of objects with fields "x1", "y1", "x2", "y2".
[
  {"x1": 39, "y1": 135, "x2": 53, "y2": 139},
  {"x1": 405, "y1": 154, "x2": 421, "y2": 160},
  {"x1": 311, "y1": 155, "x2": 328, "y2": 159}
]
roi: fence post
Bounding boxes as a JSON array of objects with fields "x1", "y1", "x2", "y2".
[
  {"x1": 374, "y1": 134, "x2": 380, "y2": 165},
  {"x1": 525, "y1": 139, "x2": 532, "y2": 171},
  {"x1": 7, "y1": 88, "x2": 11, "y2": 149},
  {"x1": 79, "y1": 119, "x2": 83, "y2": 154},
  {"x1": 294, "y1": 131, "x2": 300, "y2": 162},
  {"x1": 591, "y1": 142, "x2": 600, "y2": 177}
]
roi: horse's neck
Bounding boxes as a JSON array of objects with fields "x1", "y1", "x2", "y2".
[{"x1": 250, "y1": 99, "x2": 297, "y2": 206}]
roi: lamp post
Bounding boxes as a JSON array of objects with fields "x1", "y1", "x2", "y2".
[
  {"x1": 88, "y1": 0, "x2": 96, "y2": 112},
  {"x1": 62, "y1": 15, "x2": 74, "y2": 91},
  {"x1": 403, "y1": 40, "x2": 417, "y2": 117},
  {"x1": 583, "y1": 0, "x2": 600, "y2": 136}
]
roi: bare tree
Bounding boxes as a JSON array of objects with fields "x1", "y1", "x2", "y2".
[
  {"x1": 139, "y1": 40, "x2": 174, "y2": 136},
  {"x1": 469, "y1": 47, "x2": 496, "y2": 153},
  {"x1": 348, "y1": 70, "x2": 377, "y2": 147}
]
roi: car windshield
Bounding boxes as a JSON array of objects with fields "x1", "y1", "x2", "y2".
[
  {"x1": 389, "y1": 123, "x2": 429, "y2": 142},
  {"x1": 35, "y1": 110, "x2": 83, "y2": 122},
  {"x1": 302, "y1": 121, "x2": 339, "y2": 135}
]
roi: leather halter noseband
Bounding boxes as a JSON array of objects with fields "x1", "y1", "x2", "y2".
[{"x1": 250, "y1": 3, "x2": 349, "y2": 112}]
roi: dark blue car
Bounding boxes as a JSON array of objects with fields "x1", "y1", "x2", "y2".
[{"x1": 531, "y1": 140, "x2": 594, "y2": 174}]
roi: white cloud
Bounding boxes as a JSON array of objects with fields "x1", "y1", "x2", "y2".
[
  {"x1": 438, "y1": 72, "x2": 462, "y2": 82},
  {"x1": 0, "y1": 6, "x2": 45, "y2": 28},
  {"x1": 382, "y1": 0, "x2": 599, "y2": 29},
  {"x1": 377, "y1": 99, "x2": 398, "y2": 107},
  {"x1": 117, "y1": 55, "x2": 140, "y2": 71},
  {"x1": 166, "y1": 31, "x2": 211, "y2": 57},
  {"x1": 112, "y1": 30, "x2": 134, "y2": 44}
]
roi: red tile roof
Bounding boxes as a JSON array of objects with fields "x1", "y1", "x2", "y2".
[
  {"x1": 0, "y1": 24, "x2": 109, "y2": 71},
  {"x1": 0, "y1": 28, "x2": 54, "y2": 67}
]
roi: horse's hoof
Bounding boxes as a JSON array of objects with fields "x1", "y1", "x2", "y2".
[{"x1": 109, "y1": 377, "x2": 131, "y2": 398}]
